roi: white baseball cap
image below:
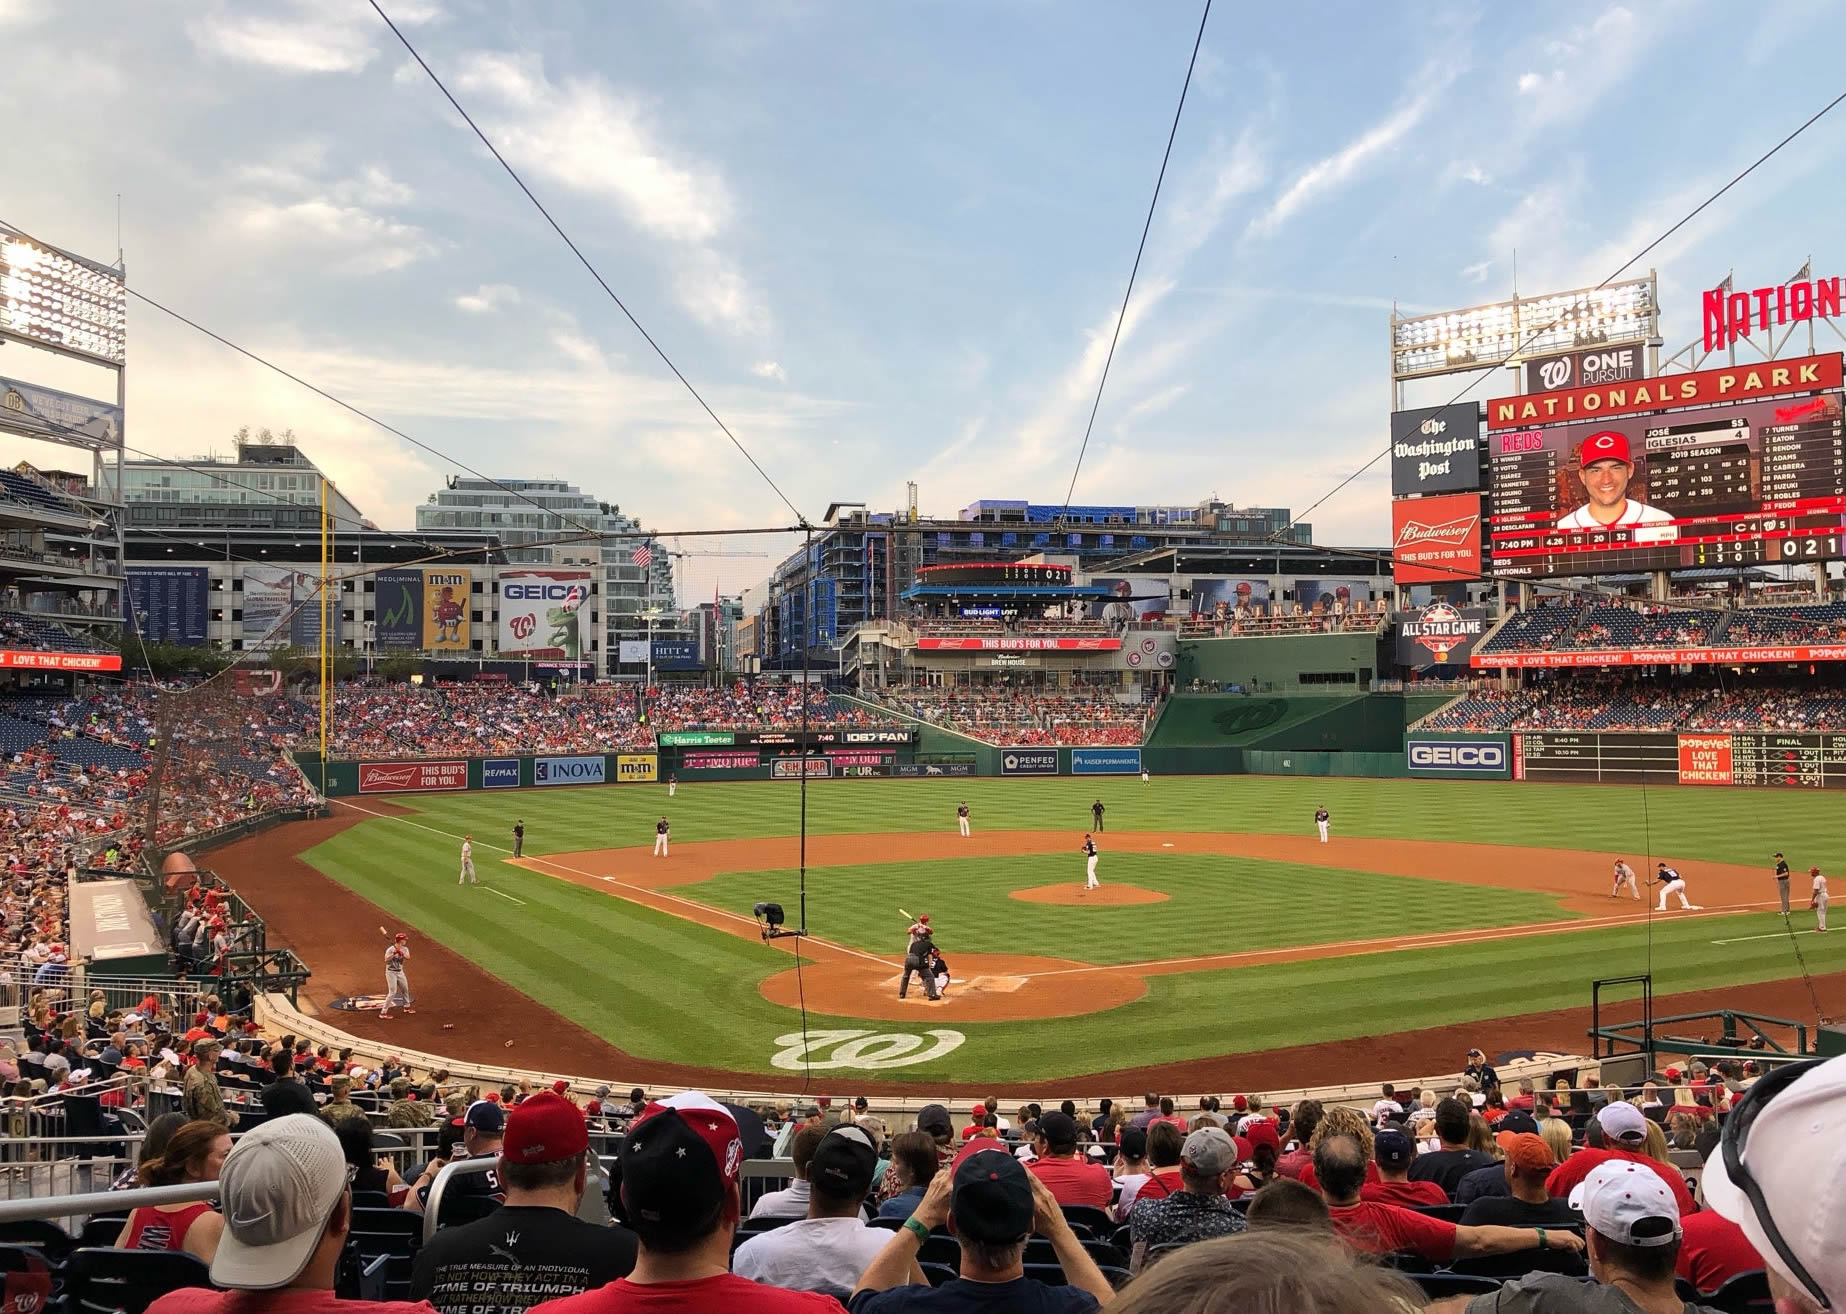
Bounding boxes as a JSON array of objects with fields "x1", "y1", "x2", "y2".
[
  {"x1": 1569, "y1": 1160, "x2": 1681, "y2": 1246},
  {"x1": 209, "y1": 1115, "x2": 349, "y2": 1289},
  {"x1": 1595, "y1": 1099, "x2": 1648, "y2": 1145},
  {"x1": 1704, "y1": 1056, "x2": 1846, "y2": 1309}
]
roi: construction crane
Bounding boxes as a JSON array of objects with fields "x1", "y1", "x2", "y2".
[{"x1": 665, "y1": 541, "x2": 767, "y2": 599}]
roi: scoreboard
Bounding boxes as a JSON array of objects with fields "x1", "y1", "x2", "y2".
[
  {"x1": 1514, "y1": 733, "x2": 1680, "y2": 784},
  {"x1": 1727, "y1": 732, "x2": 1846, "y2": 788},
  {"x1": 1514, "y1": 731, "x2": 1846, "y2": 788}
]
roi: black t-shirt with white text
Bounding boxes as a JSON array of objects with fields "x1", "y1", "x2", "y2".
[{"x1": 410, "y1": 1205, "x2": 637, "y2": 1314}]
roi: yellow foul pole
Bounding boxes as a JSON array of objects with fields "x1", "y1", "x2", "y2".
[{"x1": 319, "y1": 478, "x2": 331, "y2": 795}]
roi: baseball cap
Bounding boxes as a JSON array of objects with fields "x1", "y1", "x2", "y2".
[
  {"x1": 1503, "y1": 1133, "x2": 1557, "y2": 1176},
  {"x1": 1703, "y1": 1055, "x2": 1846, "y2": 1308},
  {"x1": 1497, "y1": 1110, "x2": 1540, "y2": 1138},
  {"x1": 809, "y1": 1125, "x2": 878, "y2": 1199},
  {"x1": 1242, "y1": 1120, "x2": 1280, "y2": 1155},
  {"x1": 1570, "y1": 1160, "x2": 1682, "y2": 1246},
  {"x1": 593, "y1": 1084, "x2": 611, "y2": 1099},
  {"x1": 1578, "y1": 430, "x2": 1633, "y2": 466},
  {"x1": 1597, "y1": 1100, "x2": 1648, "y2": 1145},
  {"x1": 1117, "y1": 1126, "x2": 1148, "y2": 1159},
  {"x1": 503, "y1": 1092, "x2": 589, "y2": 1165},
  {"x1": 551, "y1": 1079, "x2": 570, "y2": 1096},
  {"x1": 209, "y1": 1115, "x2": 348, "y2": 1289},
  {"x1": 916, "y1": 1103, "x2": 954, "y2": 1137},
  {"x1": 950, "y1": 1146, "x2": 1033, "y2": 1244},
  {"x1": 1037, "y1": 1110, "x2": 1078, "y2": 1150},
  {"x1": 1663, "y1": 1067, "x2": 1682, "y2": 1082},
  {"x1": 1374, "y1": 1129, "x2": 1414, "y2": 1169},
  {"x1": 620, "y1": 1091, "x2": 744, "y2": 1234},
  {"x1": 463, "y1": 1100, "x2": 506, "y2": 1134},
  {"x1": 1181, "y1": 1127, "x2": 1238, "y2": 1177}
]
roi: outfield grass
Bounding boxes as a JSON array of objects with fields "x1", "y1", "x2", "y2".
[{"x1": 302, "y1": 776, "x2": 1846, "y2": 1082}]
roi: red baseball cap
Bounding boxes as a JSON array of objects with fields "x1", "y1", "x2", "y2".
[
  {"x1": 551, "y1": 1079, "x2": 570, "y2": 1096},
  {"x1": 504, "y1": 1092, "x2": 589, "y2": 1165},
  {"x1": 1243, "y1": 1120, "x2": 1281, "y2": 1153},
  {"x1": 1578, "y1": 430, "x2": 1633, "y2": 466}
]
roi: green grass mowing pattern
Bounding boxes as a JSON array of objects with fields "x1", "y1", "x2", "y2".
[{"x1": 672, "y1": 853, "x2": 1576, "y2": 964}]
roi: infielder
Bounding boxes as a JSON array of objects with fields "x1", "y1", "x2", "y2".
[
  {"x1": 1774, "y1": 853, "x2": 1791, "y2": 915},
  {"x1": 1611, "y1": 858, "x2": 1640, "y2": 900},
  {"x1": 380, "y1": 933, "x2": 414, "y2": 1019},
  {"x1": 458, "y1": 835, "x2": 477, "y2": 885},
  {"x1": 1812, "y1": 867, "x2": 1829, "y2": 932},
  {"x1": 667, "y1": 772, "x2": 677, "y2": 798},
  {"x1": 1653, "y1": 863, "x2": 1700, "y2": 911},
  {"x1": 957, "y1": 802, "x2": 971, "y2": 838},
  {"x1": 898, "y1": 916, "x2": 940, "y2": 1001},
  {"x1": 1315, "y1": 806, "x2": 1330, "y2": 844},
  {"x1": 653, "y1": 816, "x2": 670, "y2": 857},
  {"x1": 1082, "y1": 834, "x2": 1099, "y2": 891},
  {"x1": 512, "y1": 819, "x2": 525, "y2": 859}
]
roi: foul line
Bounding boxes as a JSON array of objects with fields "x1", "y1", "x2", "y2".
[
  {"x1": 1712, "y1": 928, "x2": 1823, "y2": 945},
  {"x1": 481, "y1": 886, "x2": 526, "y2": 906}
]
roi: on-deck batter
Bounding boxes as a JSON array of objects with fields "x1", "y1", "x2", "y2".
[{"x1": 380, "y1": 933, "x2": 413, "y2": 1019}]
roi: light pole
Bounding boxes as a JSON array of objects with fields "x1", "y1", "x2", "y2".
[{"x1": 642, "y1": 607, "x2": 662, "y2": 690}]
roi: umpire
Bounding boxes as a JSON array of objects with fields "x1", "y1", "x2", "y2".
[
  {"x1": 513, "y1": 819, "x2": 525, "y2": 858},
  {"x1": 899, "y1": 916, "x2": 940, "y2": 1001}
]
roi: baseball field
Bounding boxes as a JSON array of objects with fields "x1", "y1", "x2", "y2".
[{"x1": 212, "y1": 775, "x2": 1846, "y2": 1092}]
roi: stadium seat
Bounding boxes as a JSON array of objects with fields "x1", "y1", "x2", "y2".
[
  {"x1": 0, "y1": 1220, "x2": 74, "y2": 1263},
  {"x1": 65, "y1": 1248, "x2": 215, "y2": 1314},
  {"x1": 77, "y1": 1215, "x2": 130, "y2": 1248},
  {"x1": 1682, "y1": 1270, "x2": 1773, "y2": 1314},
  {"x1": 1058, "y1": 1204, "x2": 1114, "y2": 1236},
  {"x1": 1411, "y1": 1273, "x2": 1505, "y2": 1300},
  {"x1": 920, "y1": 1261, "x2": 957, "y2": 1287}
]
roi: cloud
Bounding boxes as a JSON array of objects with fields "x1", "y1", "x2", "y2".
[
  {"x1": 1516, "y1": 71, "x2": 1545, "y2": 93},
  {"x1": 332, "y1": 166, "x2": 415, "y2": 208},
  {"x1": 750, "y1": 360, "x2": 788, "y2": 382},
  {"x1": 453, "y1": 283, "x2": 520, "y2": 314},
  {"x1": 1460, "y1": 259, "x2": 1492, "y2": 284},
  {"x1": 1450, "y1": 162, "x2": 1493, "y2": 187},
  {"x1": 221, "y1": 156, "x2": 433, "y2": 275},
  {"x1": 185, "y1": 1, "x2": 441, "y2": 75}
]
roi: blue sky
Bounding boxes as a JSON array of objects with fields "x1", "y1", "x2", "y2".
[{"x1": 3, "y1": 0, "x2": 1844, "y2": 601}]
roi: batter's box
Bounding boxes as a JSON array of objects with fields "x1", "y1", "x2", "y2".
[{"x1": 965, "y1": 975, "x2": 1027, "y2": 993}]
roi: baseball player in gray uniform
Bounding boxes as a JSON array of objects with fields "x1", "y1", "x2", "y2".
[
  {"x1": 381, "y1": 933, "x2": 414, "y2": 1018},
  {"x1": 458, "y1": 835, "x2": 477, "y2": 885}
]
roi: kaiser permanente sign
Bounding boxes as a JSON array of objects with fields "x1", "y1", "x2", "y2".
[{"x1": 1487, "y1": 353, "x2": 1841, "y2": 430}]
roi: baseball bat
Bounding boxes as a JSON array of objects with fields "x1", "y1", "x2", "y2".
[
  {"x1": 379, "y1": 925, "x2": 389, "y2": 936},
  {"x1": 898, "y1": 908, "x2": 913, "y2": 922}
]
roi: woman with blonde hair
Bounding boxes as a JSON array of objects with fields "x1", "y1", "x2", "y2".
[
  {"x1": 1538, "y1": 1117, "x2": 1574, "y2": 1166},
  {"x1": 1105, "y1": 1229, "x2": 1423, "y2": 1313},
  {"x1": 1640, "y1": 1117, "x2": 1672, "y2": 1165},
  {"x1": 1465, "y1": 1112, "x2": 1501, "y2": 1159}
]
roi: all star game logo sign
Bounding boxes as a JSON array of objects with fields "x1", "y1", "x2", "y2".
[{"x1": 1395, "y1": 603, "x2": 1489, "y2": 667}]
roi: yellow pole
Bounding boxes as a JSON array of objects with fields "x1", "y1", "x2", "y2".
[{"x1": 320, "y1": 478, "x2": 331, "y2": 792}]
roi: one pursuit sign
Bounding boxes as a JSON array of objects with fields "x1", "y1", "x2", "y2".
[
  {"x1": 534, "y1": 755, "x2": 606, "y2": 786},
  {"x1": 1406, "y1": 736, "x2": 1509, "y2": 777}
]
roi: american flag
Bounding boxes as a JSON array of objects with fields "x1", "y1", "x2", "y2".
[{"x1": 631, "y1": 544, "x2": 653, "y2": 569}]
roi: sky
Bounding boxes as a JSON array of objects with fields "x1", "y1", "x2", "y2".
[{"x1": 2, "y1": 0, "x2": 1844, "y2": 605}]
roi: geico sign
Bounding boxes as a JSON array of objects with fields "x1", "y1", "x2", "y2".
[
  {"x1": 504, "y1": 583, "x2": 587, "y2": 600},
  {"x1": 1409, "y1": 742, "x2": 1504, "y2": 769}
]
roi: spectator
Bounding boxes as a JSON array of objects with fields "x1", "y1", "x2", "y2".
[
  {"x1": 116, "y1": 1120, "x2": 231, "y2": 1261},
  {"x1": 1128, "y1": 1128, "x2": 1246, "y2": 1272},
  {"x1": 1444, "y1": 1162, "x2": 1711, "y2": 1314},
  {"x1": 1110, "y1": 1127, "x2": 1153, "y2": 1222},
  {"x1": 413, "y1": 1093, "x2": 636, "y2": 1314},
  {"x1": 1408, "y1": 1097, "x2": 1495, "y2": 1198},
  {"x1": 752, "y1": 1124, "x2": 826, "y2": 1219},
  {"x1": 1086, "y1": 1098, "x2": 1114, "y2": 1141},
  {"x1": 1102, "y1": 1231, "x2": 1421, "y2": 1314},
  {"x1": 1229, "y1": 1121, "x2": 1280, "y2": 1198},
  {"x1": 1028, "y1": 1111, "x2": 1113, "y2": 1209},
  {"x1": 1138, "y1": 1121, "x2": 1186, "y2": 1203},
  {"x1": 1675, "y1": 1207, "x2": 1764, "y2": 1297},
  {"x1": 406, "y1": 1100, "x2": 507, "y2": 1215},
  {"x1": 915, "y1": 1104, "x2": 956, "y2": 1167},
  {"x1": 735, "y1": 1125, "x2": 888, "y2": 1294},
  {"x1": 1455, "y1": 1109, "x2": 1540, "y2": 1204},
  {"x1": 1243, "y1": 1179, "x2": 1331, "y2": 1232},
  {"x1": 1544, "y1": 1101, "x2": 1697, "y2": 1217},
  {"x1": 1298, "y1": 1106, "x2": 1379, "y2": 1193},
  {"x1": 322, "y1": 1074, "x2": 367, "y2": 1126},
  {"x1": 1361, "y1": 1129, "x2": 1447, "y2": 1207},
  {"x1": 145, "y1": 1115, "x2": 433, "y2": 1314},
  {"x1": 876, "y1": 1131, "x2": 939, "y2": 1221},
  {"x1": 1274, "y1": 1100, "x2": 1322, "y2": 1179},
  {"x1": 333, "y1": 1117, "x2": 410, "y2": 1207},
  {"x1": 181, "y1": 1040, "x2": 237, "y2": 1127},
  {"x1": 1316, "y1": 1134, "x2": 1580, "y2": 1267},
  {"x1": 260, "y1": 1050, "x2": 317, "y2": 1118},
  {"x1": 1130, "y1": 1092, "x2": 1161, "y2": 1130},
  {"x1": 849, "y1": 1143, "x2": 1114, "y2": 1311},
  {"x1": 1463, "y1": 1049, "x2": 1498, "y2": 1091},
  {"x1": 1458, "y1": 1133, "x2": 1576, "y2": 1228}
]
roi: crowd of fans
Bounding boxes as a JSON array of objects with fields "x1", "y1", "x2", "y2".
[
  {"x1": 1481, "y1": 598, "x2": 1844, "y2": 656},
  {"x1": 1425, "y1": 677, "x2": 1846, "y2": 734},
  {"x1": 880, "y1": 687, "x2": 1150, "y2": 746}
]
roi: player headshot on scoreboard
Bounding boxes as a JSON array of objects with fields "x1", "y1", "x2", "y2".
[{"x1": 1556, "y1": 429, "x2": 1674, "y2": 530}]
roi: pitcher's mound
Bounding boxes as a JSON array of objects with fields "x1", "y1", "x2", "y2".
[{"x1": 1010, "y1": 884, "x2": 1169, "y2": 907}]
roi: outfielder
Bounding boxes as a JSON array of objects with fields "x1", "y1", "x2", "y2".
[
  {"x1": 1774, "y1": 853, "x2": 1791, "y2": 915},
  {"x1": 380, "y1": 933, "x2": 414, "y2": 1019},
  {"x1": 1315, "y1": 806, "x2": 1330, "y2": 844},
  {"x1": 458, "y1": 835, "x2": 477, "y2": 885},
  {"x1": 1653, "y1": 863, "x2": 1700, "y2": 911},
  {"x1": 668, "y1": 772, "x2": 678, "y2": 798},
  {"x1": 1141, "y1": 766, "x2": 1150, "y2": 786},
  {"x1": 1812, "y1": 867, "x2": 1829, "y2": 932},
  {"x1": 1082, "y1": 834, "x2": 1099, "y2": 891},
  {"x1": 1611, "y1": 858, "x2": 1640, "y2": 900},
  {"x1": 512, "y1": 819, "x2": 525, "y2": 859},
  {"x1": 957, "y1": 802, "x2": 970, "y2": 838},
  {"x1": 898, "y1": 915, "x2": 940, "y2": 1001},
  {"x1": 653, "y1": 816, "x2": 670, "y2": 857}
]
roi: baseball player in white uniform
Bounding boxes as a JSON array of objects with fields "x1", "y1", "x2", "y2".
[
  {"x1": 380, "y1": 933, "x2": 414, "y2": 1018},
  {"x1": 458, "y1": 835, "x2": 476, "y2": 885},
  {"x1": 957, "y1": 802, "x2": 971, "y2": 838},
  {"x1": 1315, "y1": 806, "x2": 1330, "y2": 844},
  {"x1": 653, "y1": 817, "x2": 670, "y2": 857},
  {"x1": 1082, "y1": 834, "x2": 1099, "y2": 891},
  {"x1": 1811, "y1": 866, "x2": 1829, "y2": 932},
  {"x1": 1653, "y1": 863, "x2": 1699, "y2": 911},
  {"x1": 1611, "y1": 859, "x2": 1640, "y2": 900},
  {"x1": 1141, "y1": 766, "x2": 1150, "y2": 786}
]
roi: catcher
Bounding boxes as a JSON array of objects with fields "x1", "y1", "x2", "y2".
[{"x1": 380, "y1": 932, "x2": 415, "y2": 1018}]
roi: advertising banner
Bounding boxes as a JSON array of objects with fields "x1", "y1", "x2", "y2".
[
  {"x1": 481, "y1": 759, "x2": 521, "y2": 789},
  {"x1": 1474, "y1": 643, "x2": 1846, "y2": 669},
  {"x1": 1518, "y1": 730, "x2": 1846, "y2": 788},
  {"x1": 683, "y1": 750, "x2": 762, "y2": 770},
  {"x1": 422, "y1": 569, "x2": 471, "y2": 651},
  {"x1": 499, "y1": 570, "x2": 591, "y2": 660},
  {"x1": 1295, "y1": 579, "x2": 1371, "y2": 612},
  {"x1": 1000, "y1": 748, "x2": 1059, "y2": 776},
  {"x1": 375, "y1": 570, "x2": 424, "y2": 650},
  {"x1": 359, "y1": 761, "x2": 468, "y2": 793},
  {"x1": 894, "y1": 761, "x2": 977, "y2": 778},
  {"x1": 241, "y1": 566, "x2": 294, "y2": 653},
  {"x1": 289, "y1": 570, "x2": 325, "y2": 651},
  {"x1": 615, "y1": 754, "x2": 659, "y2": 783},
  {"x1": 1523, "y1": 345, "x2": 1646, "y2": 395},
  {"x1": 1189, "y1": 578, "x2": 1270, "y2": 618},
  {"x1": 534, "y1": 755, "x2": 605, "y2": 786},
  {"x1": 824, "y1": 750, "x2": 893, "y2": 767},
  {"x1": 1391, "y1": 493, "x2": 1483, "y2": 584},
  {"x1": 1488, "y1": 391, "x2": 1845, "y2": 578},
  {"x1": 917, "y1": 636, "x2": 1122, "y2": 651},
  {"x1": 651, "y1": 640, "x2": 701, "y2": 670},
  {"x1": 771, "y1": 756, "x2": 831, "y2": 779},
  {"x1": 1677, "y1": 734, "x2": 1734, "y2": 785},
  {"x1": 1488, "y1": 352, "x2": 1842, "y2": 429},
  {"x1": 660, "y1": 730, "x2": 736, "y2": 747},
  {"x1": 126, "y1": 566, "x2": 210, "y2": 645},
  {"x1": 1090, "y1": 577, "x2": 1170, "y2": 623},
  {"x1": 0, "y1": 376, "x2": 122, "y2": 444},
  {"x1": 0, "y1": 649, "x2": 122, "y2": 671},
  {"x1": 1395, "y1": 604, "x2": 1490, "y2": 667},
  {"x1": 1390, "y1": 403, "x2": 1482, "y2": 496},
  {"x1": 1407, "y1": 736, "x2": 1510, "y2": 777},
  {"x1": 1071, "y1": 747, "x2": 1142, "y2": 775},
  {"x1": 842, "y1": 729, "x2": 919, "y2": 744},
  {"x1": 618, "y1": 640, "x2": 649, "y2": 663}
]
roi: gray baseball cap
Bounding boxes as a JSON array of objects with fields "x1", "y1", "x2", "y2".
[
  {"x1": 210, "y1": 1115, "x2": 349, "y2": 1289},
  {"x1": 1181, "y1": 1126, "x2": 1238, "y2": 1176}
]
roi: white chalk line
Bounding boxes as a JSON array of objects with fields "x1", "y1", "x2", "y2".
[{"x1": 1711, "y1": 929, "x2": 1824, "y2": 945}]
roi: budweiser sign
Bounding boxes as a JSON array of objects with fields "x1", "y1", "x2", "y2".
[
  {"x1": 1391, "y1": 493, "x2": 1483, "y2": 585},
  {"x1": 1704, "y1": 276, "x2": 1844, "y2": 351},
  {"x1": 358, "y1": 761, "x2": 469, "y2": 793}
]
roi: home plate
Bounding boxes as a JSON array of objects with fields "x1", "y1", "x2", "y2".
[{"x1": 1162, "y1": 843, "x2": 1174, "y2": 848}]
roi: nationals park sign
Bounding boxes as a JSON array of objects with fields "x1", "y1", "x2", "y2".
[{"x1": 1487, "y1": 353, "x2": 1842, "y2": 430}]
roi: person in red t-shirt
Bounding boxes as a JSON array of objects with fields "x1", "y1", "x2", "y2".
[
  {"x1": 1025, "y1": 1111, "x2": 1112, "y2": 1209},
  {"x1": 1676, "y1": 1206, "x2": 1764, "y2": 1295},
  {"x1": 1545, "y1": 1100, "x2": 1698, "y2": 1217},
  {"x1": 1361, "y1": 1130, "x2": 1449, "y2": 1208},
  {"x1": 1314, "y1": 1133, "x2": 1579, "y2": 1267}
]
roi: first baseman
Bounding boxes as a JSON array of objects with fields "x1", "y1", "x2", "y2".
[
  {"x1": 1653, "y1": 863, "x2": 1699, "y2": 911},
  {"x1": 458, "y1": 835, "x2": 477, "y2": 885},
  {"x1": 1611, "y1": 859, "x2": 1639, "y2": 900},
  {"x1": 653, "y1": 816, "x2": 670, "y2": 857},
  {"x1": 1082, "y1": 834, "x2": 1099, "y2": 891},
  {"x1": 1315, "y1": 806, "x2": 1330, "y2": 844},
  {"x1": 381, "y1": 933, "x2": 413, "y2": 1018},
  {"x1": 957, "y1": 802, "x2": 970, "y2": 838}
]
